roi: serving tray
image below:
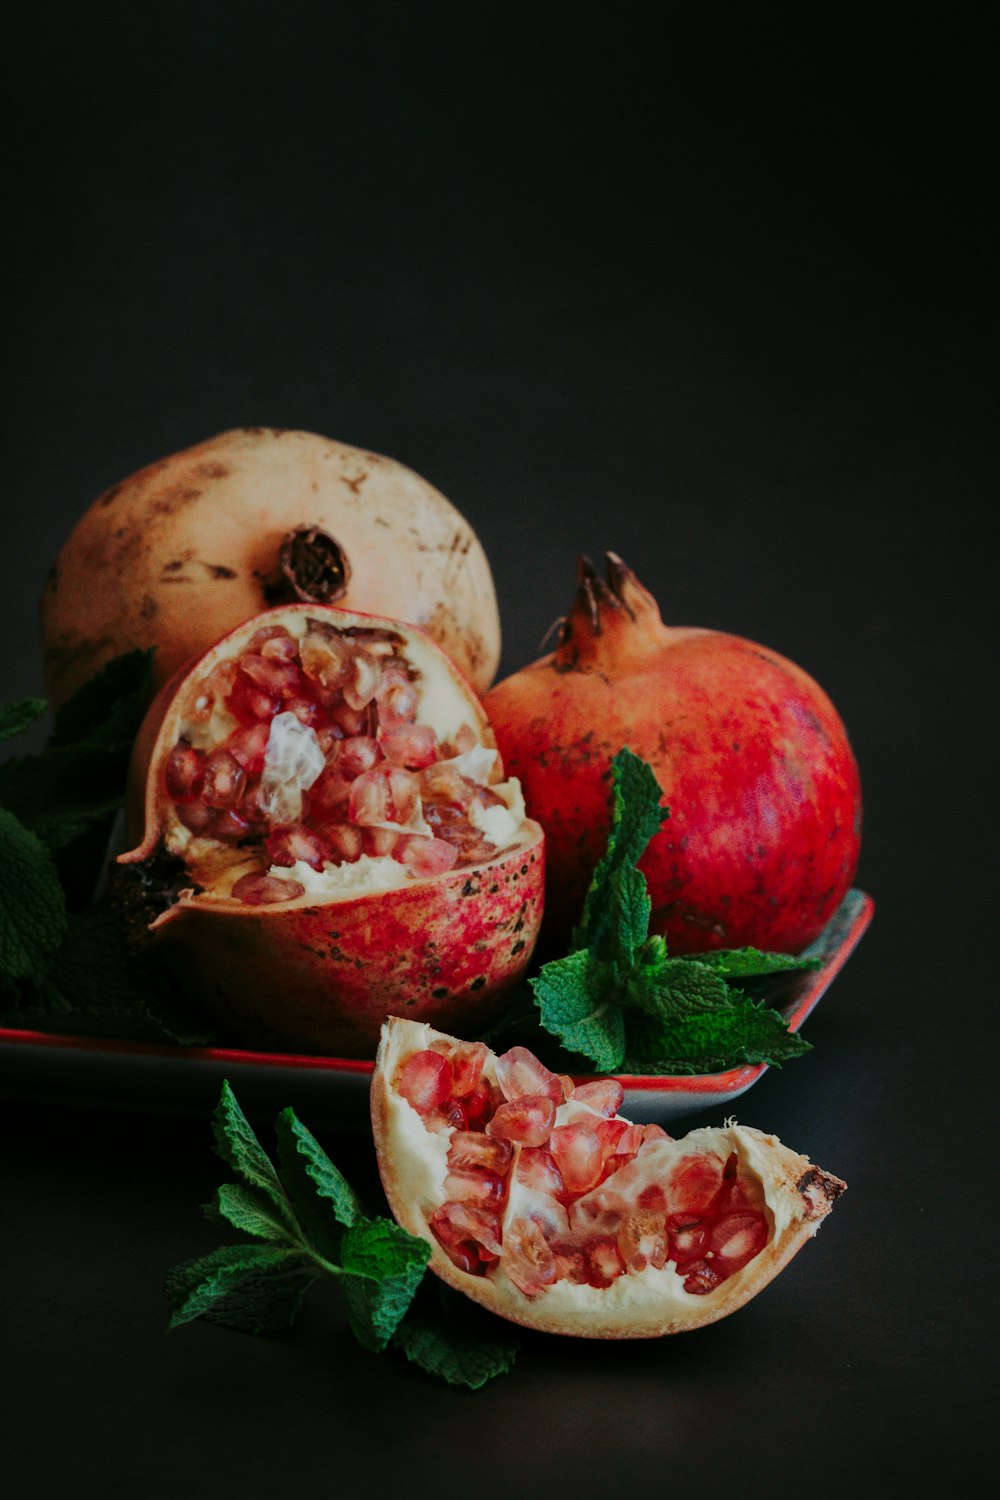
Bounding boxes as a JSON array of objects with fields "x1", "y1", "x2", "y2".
[{"x1": 0, "y1": 890, "x2": 872, "y2": 1126}]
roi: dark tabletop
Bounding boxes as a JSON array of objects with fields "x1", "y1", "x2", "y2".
[{"x1": 2, "y1": 6, "x2": 995, "y2": 1497}]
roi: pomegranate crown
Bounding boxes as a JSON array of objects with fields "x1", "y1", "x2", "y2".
[{"x1": 553, "y1": 553, "x2": 667, "y2": 671}]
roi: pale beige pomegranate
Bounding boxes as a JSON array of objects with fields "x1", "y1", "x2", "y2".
[
  {"x1": 42, "y1": 427, "x2": 501, "y2": 707},
  {"x1": 114, "y1": 606, "x2": 542, "y2": 1056},
  {"x1": 372, "y1": 1018, "x2": 846, "y2": 1337}
]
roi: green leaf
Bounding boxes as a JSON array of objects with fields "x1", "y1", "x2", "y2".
[
  {"x1": 624, "y1": 995, "x2": 813, "y2": 1074},
  {"x1": 0, "y1": 699, "x2": 47, "y2": 743},
  {"x1": 50, "y1": 649, "x2": 154, "y2": 749},
  {"x1": 0, "y1": 743, "x2": 129, "y2": 851},
  {"x1": 274, "y1": 1107, "x2": 366, "y2": 1262},
  {"x1": 339, "y1": 1219, "x2": 431, "y2": 1352},
  {"x1": 687, "y1": 947, "x2": 821, "y2": 979},
  {"x1": 209, "y1": 1183, "x2": 291, "y2": 1242},
  {"x1": 211, "y1": 1082, "x2": 292, "y2": 1224},
  {"x1": 394, "y1": 1288, "x2": 520, "y2": 1389},
  {"x1": 166, "y1": 1244, "x2": 318, "y2": 1333},
  {"x1": 529, "y1": 949, "x2": 626, "y2": 1071},
  {"x1": 0, "y1": 808, "x2": 68, "y2": 981},
  {"x1": 624, "y1": 955, "x2": 734, "y2": 1019},
  {"x1": 573, "y1": 747, "x2": 667, "y2": 963}
]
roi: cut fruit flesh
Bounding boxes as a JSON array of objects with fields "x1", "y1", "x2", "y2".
[{"x1": 371, "y1": 1018, "x2": 846, "y2": 1338}]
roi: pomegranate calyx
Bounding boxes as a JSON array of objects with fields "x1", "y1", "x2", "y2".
[
  {"x1": 275, "y1": 526, "x2": 351, "y2": 604},
  {"x1": 554, "y1": 553, "x2": 669, "y2": 673}
]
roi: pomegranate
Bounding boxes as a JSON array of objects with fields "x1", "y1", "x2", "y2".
[
  {"x1": 114, "y1": 605, "x2": 543, "y2": 1056},
  {"x1": 372, "y1": 1018, "x2": 846, "y2": 1338},
  {"x1": 41, "y1": 427, "x2": 501, "y2": 707},
  {"x1": 485, "y1": 553, "x2": 862, "y2": 954}
]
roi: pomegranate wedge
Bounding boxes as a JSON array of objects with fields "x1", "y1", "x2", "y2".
[
  {"x1": 371, "y1": 1018, "x2": 846, "y2": 1338},
  {"x1": 115, "y1": 606, "x2": 543, "y2": 1055}
]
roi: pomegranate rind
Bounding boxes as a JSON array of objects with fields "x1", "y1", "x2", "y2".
[
  {"x1": 41, "y1": 427, "x2": 501, "y2": 705},
  {"x1": 116, "y1": 606, "x2": 543, "y2": 1056},
  {"x1": 372, "y1": 1018, "x2": 845, "y2": 1339}
]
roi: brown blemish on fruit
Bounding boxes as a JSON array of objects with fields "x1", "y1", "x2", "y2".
[
  {"x1": 100, "y1": 483, "x2": 123, "y2": 507},
  {"x1": 206, "y1": 563, "x2": 237, "y2": 580},
  {"x1": 140, "y1": 594, "x2": 158, "y2": 619},
  {"x1": 198, "y1": 462, "x2": 231, "y2": 479}
]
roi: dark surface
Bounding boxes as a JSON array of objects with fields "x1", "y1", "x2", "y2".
[{"x1": 1, "y1": 6, "x2": 995, "y2": 1497}]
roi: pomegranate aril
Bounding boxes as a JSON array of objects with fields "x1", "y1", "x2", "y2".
[
  {"x1": 572, "y1": 1078, "x2": 625, "y2": 1117},
  {"x1": 200, "y1": 749, "x2": 247, "y2": 808},
  {"x1": 259, "y1": 635, "x2": 298, "y2": 662},
  {"x1": 189, "y1": 660, "x2": 237, "y2": 721},
  {"x1": 266, "y1": 825, "x2": 330, "y2": 872},
  {"x1": 618, "y1": 1208, "x2": 670, "y2": 1272},
  {"x1": 396, "y1": 1049, "x2": 453, "y2": 1112},
  {"x1": 226, "y1": 723, "x2": 271, "y2": 774},
  {"x1": 331, "y1": 735, "x2": 380, "y2": 779},
  {"x1": 430, "y1": 1039, "x2": 487, "y2": 1097},
  {"x1": 175, "y1": 798, "x2": 215, "y2": 834},
  {"x1": 670, "y1": 1153, "x2": 726, "y2": 1216},
  {"x1": 300, "y1": 632, "x2": 351, "y2": 691},
  {"x1": 362, "y1": 827, "x2": 398, "y2": 857},
  {"x1": 343, "y1": 648, "x2": 382, "y2": 710},
  {"x1": 285, "y1": 695, "x2": 324, "y2": 728},
  {"x1": 551, "y1": 1244, "x2": 589, "y2": 1284},
  {"x1": 247, "y1": 625, "x2": 294, "y2": 653},
  {"x1": 462, "y1": 1079, "x2": 497, "y2": 1131},
  {"x1": 503, "y1": 1218, "x2": 558, "y2": 1297},
  {"x1": 615, "y1": 1124, "x2": 646, "y2": 1156},
  {"x1": 240, "y1": 653, "x2": 301, "y2": 699},
  {"x1": 683, "y1": 1259, "x2": 724, "y2": 1296},
  {"x1": 423, "y1": 1098, "x2": 468, "y2": 1132},
  {"x1": 318, "y1": 820, "x2": 364, "y2": 862},
  {"x1": 514, "y1": 1147, "x2": 565, "y2": 1198},
  {"x1": 667, "y1": 1217, "x2": 708, "y2": 1269},
  {"x1": 330, "y1": 703, "x2": 369, "y2": 736},
  {"x1": 308, "y1": 770, "x2": 352, "y2": 821},
  {"x1": 231, "y1": 872, "x2": 305, "y2": 904},
  {"x1": 393, "y1": 835, "x2": 459, "y2": 877},
  {"x1": 227, "y1": 673, "x2": 281, "y2": 726},
  {"x1": 586, "y1": 1238, "x2": 626, "y2": 1289},
  {"x1": 205, "y1": 807, "x2": 252, "y2": 843},
  {"x1": 377, "y1": 678, "x2": 420, "y2": 724},
  {"x1": 388, "y1": 768, "x2": 420, "y2": 824},
  {"x1": 707, "y1": 1212, "x2": 769, "y2": 1272},
  {"x1": 495, "y1": 1046, "x2": 563, "y2": 1104},
  {"x1": 448, "y1": 1131, "x2": 513, "y2": 1174},
  {"x1": 350, "y1": 768, "x2": 391, "y2": 825},
  {"x1": 430, "y1": 1201, "x2": 502, "y2": 1257},
  {"x1": 444, "y1": 1168, "x2": 506, "y2": 1210},
  {"x1": 549, "y1": 1121, "x2": 606, "y2": 1196},
  {"x1": 486, "y1": 1094, "x2": 557, "y2": 1148},
  {"x1": 379, "y1": 723, "x2": 438, "y2": 768},
  {"x1": 165, "y1": 740, "x2": 204, "y2": 802},
  {"x1": 420, "y1": 764, "x2": 474, "y2": 808}
]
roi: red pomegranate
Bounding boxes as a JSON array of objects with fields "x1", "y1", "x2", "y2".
[
  {"x1": 115, "y1": 605, "x2": 542, "y2": 1056},
  {"x1": 41, "y1": 427, "x2": 501, "y2": 706},
  {"x1": 484, "y1": 554, "x2": 862, "y2": 954},
  {"x1": 372, "y1": 1018, "x2": 846, "y2": 1338}
]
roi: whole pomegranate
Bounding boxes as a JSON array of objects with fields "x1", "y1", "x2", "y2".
[
  {"x1": 485, "y1": 553, "x2": 861, "y2": 955},
  {"x1": 115, "y1": 604, "x2": 542, "y2": 1056},
  {"x1": 41, "y1": 427, "x2": 501, "y2": 707},
  {"x1": 372, "y1": 1017, "x2": 846, "y2": 1337}
]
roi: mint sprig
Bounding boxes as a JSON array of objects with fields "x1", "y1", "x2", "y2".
[
  {"x1": 167, "y1": 1083, "x2": 518, "y2": 1387},
  {"x1": 529, "y1": 748, "x2": 818, "y2": 1074}
]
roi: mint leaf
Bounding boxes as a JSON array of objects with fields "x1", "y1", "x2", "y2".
[
  {"x1": 211, "y1": 1082, "x2": 292, "y2": 1224},
  {"x1": 689, "y1": 947, "x2": 821, "y2": 979},
  {"x1": 625, "y1": 995, "x2": 812, "y2": 1074},
  {"x1": 274, "y1": 1107, "x2": 366, "y2": 1262},
  {"x1": 340, "y1": 1218, "x2": 431, "y2": 1352},
  {"x1": 0, "y1": 699, "x2": 47, "y2": 743},
  {"x1": 166, "y1": 1244, "x2": 319, "y2": 1333},
  {"x1": 530, "y1": 949, "x2": 626, "y2": 1071},
  {"x1": 50, "y1": 649, "x2": 153, "y2": 750},
  {"x1": 573, "y1": 747, "x2": 667, "y2": 963},
  {"x1": 0, "y1": 743, "x2": 129, "y2": 852},
  {"x1": 209, "y1": 1184, "x2": 292, "y2": 1242},
  {"x1": 394, "y1": 1287, "x2": 520, "y2": 1389},
  {"x1": 0, "y1": 808, "x2": 68, "y2": 981},
  {"x1": 625, "y1": 955, "x2": 733, "y2": 1018}
]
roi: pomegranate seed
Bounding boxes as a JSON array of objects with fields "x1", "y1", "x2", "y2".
[
  {"x1": 300, "y1": 632, "x2": 351, "y2": 691},
  {"x1": 486, "y1": 1094, "x2": 557, "y2": 1148},
  {"x1": 317, "y1": 820, "x2": 364, "y2": 862},
  {"x1": 226, "y1": 723, "x2": 270, "y2": 775},
  {"x1": 231, "y1": 872, "x2": 305, "y2": 904},
  {"x1": 615, "y1": 1124, "x2": 646, "y2": 1156},
  {"x1": 572, "y1": 1079, "x2": 625, "y2": 1117},
  {"x1": 495, "y1": 1046, "x2": 563, "y2": 1104},
  {"x1": 393, "y1": 835, "x2": 459, "y2": 877},
  {"x1": 444, "y1": 1168, "x2": 506, "y2": 1209},
  {"x1": 549, "y1": 1122, "x2": 606, "y2": 1196},
  {"x1": 387, "y1": 768, "x2": 420, "y2": 824},
  {"x1": 308, "y1": 770, "x2": 352, "y2": 822},
  {"x1": 430, "y1": 1040, "x2": 487, "y2": 1097},
  {"x1": 551, "y1": 1245, "x2": 589, "y2": 1284},
  {"x1": 227, "y1": 673, "x2": 280, "y2": 726},
  {"x1": 452, "y1": 724, "x2": 478, "y2": 754},
  {"x1": 667, "y1": 1215, "x2": 709, "y2": 1269},
  {"x1": 266, "y1": 825, "x2": 330, "y2": 872},
  {"x1": 165, "y1": 740, "x2": 204, "y2": 802},
  {"x1": 423, "y1": 1098, "x2": 468, "y2": 1132},
  {"x1": 377, "y1": 678, "x2": 420, "y2": 724},
  {"x1": 240, "y1": 653, "x2": 301, "y2": 699},
  {"x1": 503, "y1": 1218, "x2": 558, "y2": 1297},
  {"x1": 330, "y1": 703, "x2": 369, "y2": 736},
  {"x1": 420, "y1": 763, "x2": 473, "y2": 808},
  {"x1": 670, "y1": 1153, "x2": 726, "y2": 1216},
  {"x1": 707, "y1": 1212, "x2": 769, "y2": 1272},
  {"x1": 379, "y1": 723, "x2": 438, "y2": 768},
  {"x1": 200, "y1": 749, "x2": 247, "y2": 809},
  {"x1": 247, "y1": 625, "x2": 294, "y2": 653},
  {"x1": 175, "y1": 798, "x2": 215, "y2": 834},
  {"x1": 260, "y1": 635, "x2": 299, "y2": 662},
  {"x1": 284, "y1": 695, "x2": 324, "y2": 728},
  {"x1": 331, "y1": 735, "x2": 380, "y2": 779},
  {"x1": 343, "y1": 648, "x2": 382, "y2": 710},
  {"x1": 349, "y1": 768, "x2": 391, "y2": 825},
  {"x1": 205, "y1": 807, "x2": 252, "y2": 843},
  {"x1": 396, "y1": 1050, "x2": 452, "y2": 1113},
  {"x1": 618, "y1": 1207, "x2": 670, "y2": 1272},
  {"x1": 641, "y1": 1123, "x2": 673, "y2": 1146},
  {"x1": 683, "y1": 1259, "x2": 724, "y2": 1296},
  {"x1": 586, "y1": 1238, "x2": 626, "y2": 1288},
  {"x1": 430, "y1": 1201, "x2": 502, "y2": 1257},
  {"x1": 558, "y1": 1075, "x2": 576, "y2": 1101},
  {"x1": 362, "y1": 827, "x2": 398, "y2": 857},
  {"x1": 462, "y1": 1079, "x2": 497, "y2": 1131},
  {"x1": 514, "y1": 1147, "x2": 565, "y2": 1198},
  {"x1": 448, "y1": 1131, "x2": 513, "y2": 1173}
]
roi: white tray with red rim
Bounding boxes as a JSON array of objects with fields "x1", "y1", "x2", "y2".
[{"x1": 0, "y1": 891, "x2": 872, "y2": 1126}]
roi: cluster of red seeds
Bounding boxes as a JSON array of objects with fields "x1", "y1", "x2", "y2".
[
  {"x1": 397, "y1": 1041, "x2": 771, "y2": 1298},
  {"x1": 164, "y1": 622, "x2": 509, "y2": 902}
]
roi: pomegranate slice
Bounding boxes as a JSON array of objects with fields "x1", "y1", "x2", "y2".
[
  {"x1": 371, "y1": 1018, "x2": 847, "y2": 1339},
  {"x1": 115, "y1": 603, "x2": 543, "y2": 1057}
]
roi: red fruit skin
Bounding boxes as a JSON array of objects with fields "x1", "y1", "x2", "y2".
[{"x1": 485, "y1": 556, "x2": 861, "y2": 955}]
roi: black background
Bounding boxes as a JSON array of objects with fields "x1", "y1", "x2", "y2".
[{"x1": 1, "y1": 5, "x2": 996, "y2": 1497}]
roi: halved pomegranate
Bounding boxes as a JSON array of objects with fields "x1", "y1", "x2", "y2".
[
  {"x1": 115, "y1": 607, "x2": 543, "y2": 1056},
  {"x1": 372, "y1": 1018, "x2": 846, "y2": 1338}
]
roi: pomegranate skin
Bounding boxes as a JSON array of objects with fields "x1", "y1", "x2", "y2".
[
  {"x1": 41, "y1": 426, "x2": 501, "y2": 706},
  {"x1": 116, "y1": 603, "x2": 543, "y2": 1057},
  {"x1": 484, "y1": 555, "x2": 862, "y2": 955}
]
